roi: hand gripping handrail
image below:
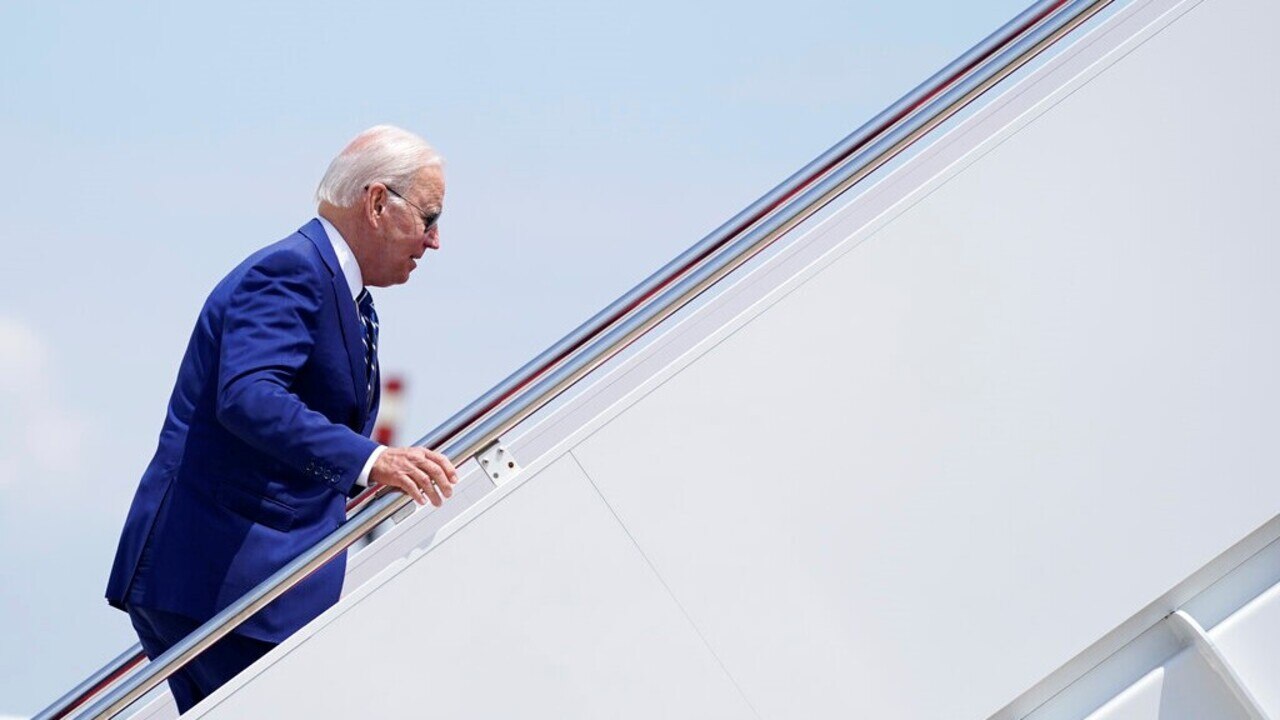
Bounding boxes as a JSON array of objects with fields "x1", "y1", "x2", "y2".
[{"x1": 41, "y1": 1, "x2": 1112, "y2": 717}]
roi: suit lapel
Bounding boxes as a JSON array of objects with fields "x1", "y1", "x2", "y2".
[
  {"x1": 301, "y1": 220, "x2": 369, "y2": 417},
  {"x1": 333, "y1": 274, "x2": 369, "y2": 414}
]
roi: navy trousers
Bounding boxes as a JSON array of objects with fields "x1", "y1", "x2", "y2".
[{"x1": 127, "y1": 604, "x2": 277, "y2": 714}]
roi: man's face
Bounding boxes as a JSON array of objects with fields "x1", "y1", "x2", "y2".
[{"x1": 367, "y1": 167, "x2": 445, "y2": 286}]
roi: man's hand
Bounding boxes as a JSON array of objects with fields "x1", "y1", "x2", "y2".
[{"x1": 369, "y1": 447, "x2": 459, "y2": 507}]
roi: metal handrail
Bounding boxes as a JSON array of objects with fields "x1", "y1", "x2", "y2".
[
  {"x1": 33, "y1": 645, "x2": 147, "y2": 720},
  {"x1": 344, "y1": 0, "x2": 1080, "y2": 517},
  {"x1": 43, "y1": 1, "x2": 1112, "y2": 717}
]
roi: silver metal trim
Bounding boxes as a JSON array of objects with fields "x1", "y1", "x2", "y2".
[
  {"x1": 31, "y1": 644, "x2": 145, "y2": 720},
  {"x1": 60, "y1": 1, "x2": 1114, "y2": 717}
]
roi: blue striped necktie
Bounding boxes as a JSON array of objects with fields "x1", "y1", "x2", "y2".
[{"x1": 356, "y1": 288, "x2": 379, "y2": 410}]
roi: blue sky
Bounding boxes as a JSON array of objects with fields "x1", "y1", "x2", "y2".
[{"x1": 0, "y1": 0, "x2": 1027, "y2": 714}]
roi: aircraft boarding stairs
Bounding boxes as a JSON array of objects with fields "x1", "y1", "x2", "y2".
[{"x1": 38, "y1": 0, "x2": 1280, "y2": 716}]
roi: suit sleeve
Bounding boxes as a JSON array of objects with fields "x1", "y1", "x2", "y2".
[{"x1": 215, "y1": 251, "x2": 378, "y2": 497}]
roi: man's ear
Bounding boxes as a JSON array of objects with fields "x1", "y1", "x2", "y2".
[{"x1": 364, "y1": 183, "x2": 388, "y2": 227}]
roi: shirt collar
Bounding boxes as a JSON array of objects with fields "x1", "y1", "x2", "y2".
[{"x1": 317, "y1": 216, "x2": 364, "y2": 300}]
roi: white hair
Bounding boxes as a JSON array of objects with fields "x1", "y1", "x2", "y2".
[{"x1": 315, "y1": 125, "x2": 442, "y2": 208}]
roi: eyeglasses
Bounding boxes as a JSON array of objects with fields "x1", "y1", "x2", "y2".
[{"x1": 367, "y1": 183, "x2": 440, "y2": 235}]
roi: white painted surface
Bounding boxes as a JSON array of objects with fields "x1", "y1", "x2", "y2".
[
  {"x1": 192, "y1": 456, "x2": 755, "y2": 718},
  {"x1": 1212, "y1": 584, "x2": 1280, "y2": 717},
  {"x1": 128, "y1": 0, "x2": 1280, "y2": 716},
  {"x1": 1082, "y1": 649, "x2": 1251, "y2": 720},
  {"x1": 567, "y1": 0, "x2": 1280, "y2": 714},
  {"x1": 342, "y1": 458, "x2": 494, "y2": 592}
]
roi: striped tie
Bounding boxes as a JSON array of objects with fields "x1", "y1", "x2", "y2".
[{"x1": 357, "y1": 288, "x2": 379, "y2": 411}]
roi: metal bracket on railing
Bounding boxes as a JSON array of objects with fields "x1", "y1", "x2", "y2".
[{"x1": 474, "y1": 439, "x2": 522, "y2": 486}]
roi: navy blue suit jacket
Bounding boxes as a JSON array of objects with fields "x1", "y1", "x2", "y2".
[{"x1": 106, "y1": 219, "x2": 381, "y2": 643}]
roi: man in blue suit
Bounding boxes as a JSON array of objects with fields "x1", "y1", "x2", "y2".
[{"x1": 105, "y1": 125, "x2": 459, "y2": 713}]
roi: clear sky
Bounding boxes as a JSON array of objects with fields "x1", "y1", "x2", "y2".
[{"x1": 0, "y1": 0, "x2": 1028, "y2": 714}]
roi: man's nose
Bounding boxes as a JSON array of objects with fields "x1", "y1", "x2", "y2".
[{"x1": 425, "y1": 228, "x2": 440, "y2": 251}]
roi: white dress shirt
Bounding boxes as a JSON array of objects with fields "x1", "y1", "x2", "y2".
[{"x1": 317, "y1": 216, "x2": 385, "y2": 489}]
